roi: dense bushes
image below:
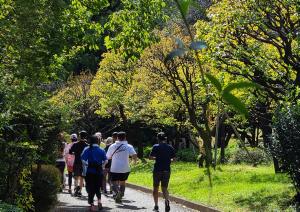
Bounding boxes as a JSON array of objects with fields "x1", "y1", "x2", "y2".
[
  {"x1": 0, "y1": 140, "x2": 36, "y2": 210},
  {"x1": 0, "y1": 202, "x2": 22, "y2": 212},
  {"x1": 176, "y1": 148, "x2": 198, "y2": 162},
  {"x1": 229, "y1": 147, "x2": 272, "y2": 165},
  {"x1": 0, "y1": 102, "x2": 65, "y2": 209},
  {"x1": 31, "y1": 165, "x2": 61, "y2": 211},
  {"x1": 271, "y1": 104, "x2": 300, "y2": 203}
]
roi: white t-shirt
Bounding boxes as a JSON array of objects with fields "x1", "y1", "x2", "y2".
[{"x1": 106, "y1": 140, "x2": 137, "y2": 173}]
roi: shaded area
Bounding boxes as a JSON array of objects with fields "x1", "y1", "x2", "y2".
[{"x1": 234, "y1": 189, "x2": 295, "y2": 211}]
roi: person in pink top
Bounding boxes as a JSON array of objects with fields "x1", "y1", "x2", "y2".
[{"x1": 64, "y1": 133, "x2": 77, "y2": 193}]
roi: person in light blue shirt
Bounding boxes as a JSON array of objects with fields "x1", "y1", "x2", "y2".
[{"x1": 81, "y1": 135, "x2": 107, "y2": 211}]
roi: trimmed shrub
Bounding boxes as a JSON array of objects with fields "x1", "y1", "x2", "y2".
[
  {"x1": 229, "y1": 148, "x2": 272, "y2": 165},
  {"x1": 31, "y1": 165, "x2": 61, "y2": 211},
  {"x1": 176, "y1": 148, "x2": 198, "y2": 162},
  {"x1": 0, "y1": 202, "x2": 22, "y2": 212}
]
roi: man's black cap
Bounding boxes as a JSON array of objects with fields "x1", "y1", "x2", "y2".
[{"x1": 157, "y1": 132, "x2": 167, "y2": 141}]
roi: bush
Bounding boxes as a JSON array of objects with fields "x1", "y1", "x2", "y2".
[
  {"x1": 229, "y1": 147, "x2": 272, "y2": 165},
  {"x1": 143, "y1": 146, "x2": 153, "y2": 158},
  {"x1": 0, "y1": 202, "x2": 22, "y2": 212},
  {"x1": 176, "y1": 148, "x2": 198, "y2": 162},
  {"x1": 271, "y1": 104, "x2": 300, "y2": 203},
  {"x1": 31, "y1": 165, "x2": 61, "y2": 211}
]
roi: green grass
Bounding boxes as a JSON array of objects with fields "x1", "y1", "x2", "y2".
[{"x1": 128, "y1": 161, "x2": 296, "y2": 211}]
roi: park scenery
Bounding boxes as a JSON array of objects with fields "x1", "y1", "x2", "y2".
[{"x1": 0, "y1": 0, "x2": 299, "y2": 211}]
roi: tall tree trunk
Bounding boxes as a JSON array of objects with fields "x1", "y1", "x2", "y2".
[{"x1": 259, "y1": 102, "x2": 281, "y2": 172}]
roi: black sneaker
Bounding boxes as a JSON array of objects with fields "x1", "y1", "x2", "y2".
[
  {"x1": 74, "y1": 186, "x2": 80, "y2": 196},
  {"x1": 165, "y1": 200, "x2": 170, "y2": 212},
  {"x1": 115, "y1": 192, "x2": 122, "y2": 203},
  {"x1": 153, "y1": 205, "x2": 159, "y2": 211},
  {"x1": 77, "y1": 191, "x2": 82, "y2": 197}
]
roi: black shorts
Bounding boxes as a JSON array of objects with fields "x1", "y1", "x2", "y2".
[
  {"x1": 73, "y1": 163, "x2": 83, "y2": 177},
  {"x1": 153, "y1": 171, "x2": 171, "y2": 188},
  {"x1": 110, "y1": 172, "x2": 130, "y2": 181}
]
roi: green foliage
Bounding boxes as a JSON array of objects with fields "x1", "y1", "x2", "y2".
[
  {"x1": 271, "y1": 104, "x2": 300, "y2": 201},
  {"x1": 0, "y1": 202, "x2": 22, "y2": 212},
  {"x1": 175, "y1": 0, "x2": 192, "y2": 17},
  {"x1": 229, "y1": 148, "x2": 272, "y2": 165},
  {"x1": 143, "y1": 146, "x2": 153, "y2": 158},
  {"x1": 196, "y1": 0, "x2": 300, "y2": 101},
  {"x1": 31, "y1": 165, "x2": 61, "y2": 211},
  {"x1": 176, "y1": 148, "x2": 198, "y2": 162},
  {"x1": 205, "y1": 73, "x2": 258, "y2": 117},
  {"x1": 15, "y1": 169, "x2": 34, "y2": 211},
  {"x1": 105, "y1": 0, "x2": 168, "y2": 59},
  {"x1": 0, "y1": 139, "x2": 37, "y2": 205}
]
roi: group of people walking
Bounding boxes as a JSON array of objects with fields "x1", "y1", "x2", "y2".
[{"x1": 56, "y1": 130, "x2": 175, "y2": 212}]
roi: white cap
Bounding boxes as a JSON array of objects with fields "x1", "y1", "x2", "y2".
[
  {"x1": 70, "y1": 133, "x2": 77, "y2": 140},
  {"x1": 95, "y1": 132, "x2": 102, "y2": 138}
]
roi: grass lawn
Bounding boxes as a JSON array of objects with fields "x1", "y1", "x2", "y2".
[{"x1": 128, "y1": 161, "x2": 296, "y2": 211}]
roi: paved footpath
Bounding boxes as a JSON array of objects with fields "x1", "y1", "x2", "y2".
[{"x1": 54, "y1": 187, "x2": 196, "y2": 212}]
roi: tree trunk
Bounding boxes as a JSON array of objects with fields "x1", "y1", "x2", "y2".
[{"x1": 220, "y1": 138, "x2": 225, "y2": 164}]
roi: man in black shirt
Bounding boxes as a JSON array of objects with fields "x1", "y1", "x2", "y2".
[
  {"x1": 149, "y1": 132, "x2": 175, "y2": 212},
  {"x1": 69, "y1": 130, "x2": 88, "y2": 196}
]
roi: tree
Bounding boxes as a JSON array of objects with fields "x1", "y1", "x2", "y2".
[
  {"x1": 104, "y1": 0, "x2": 168, "y2": 59},
  {"x1": 90, "y1": 51, "x2": 135, "y2": 126},
  {"x1": 195, "y1": 0, "x2": 299, "y2": 170}
]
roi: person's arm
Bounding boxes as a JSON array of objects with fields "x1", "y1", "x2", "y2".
[
  {"x1": 101, "y1": 149, "x2": 108, "y2": 168},
  {"x1": 106, "y1": 145, "x2": 113, "y2": 160},
  {"x1": 69, "y1": 144, "x2": 75, "y2": 154},
  {"x1": 170, "y1": 146, "x2": 176, "y2": 162},
  {"x1": 129, "y1": 145, "x2": 138, "y2": 164},
  {"x1": 149, "y1": 146, "x2": 156, "y2": 160},
  {"x1": 81, "y1": 147, "x2": 89, "y2": 162}
]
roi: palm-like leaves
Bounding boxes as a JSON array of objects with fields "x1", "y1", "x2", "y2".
[{"x1": 205, "y1": 73, "x2": 258, "y2": 117}]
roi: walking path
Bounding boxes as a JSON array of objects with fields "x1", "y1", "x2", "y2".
[{"x1": 55, "y1": 186, "x2": 195, "y2": 212}]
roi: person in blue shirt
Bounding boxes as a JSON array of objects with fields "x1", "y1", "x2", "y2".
[
  {"x1": 81, "y1": 135, "x2": 107, "y2": 211},
  {"x1": 149, "y1": 132, "x2": 176, "y2": 212}
]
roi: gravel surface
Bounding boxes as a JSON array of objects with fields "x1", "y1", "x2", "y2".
[{"x1": 54, "y1": 186, "x2": 195, "y2": 212}]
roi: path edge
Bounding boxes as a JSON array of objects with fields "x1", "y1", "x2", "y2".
[{"x1": 126, "y1": 183, "x2": 221, "y2": 212}]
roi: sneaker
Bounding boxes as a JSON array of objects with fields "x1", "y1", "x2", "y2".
[
  {"x1": 77, "y1": 191, "x2": 82, "y2": 197},
  {"x1": 74, "y1": 186, "x2": 80, "y2": 196},
  {"x1": 153, "y1": 205, "x2": 159, "y2": 211},
  {"x1": 115, "y1": 192, "x2": 122, "y2": 203},
  {"x1": 98, "y1": 202, "x2": 103, "y2": 211},
  {"x1": 89, "y1": 205, "x2": 96, "y2": 211},
  {"x1": 165, "y1": 200, "x2": 170, "y2": 212}
]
